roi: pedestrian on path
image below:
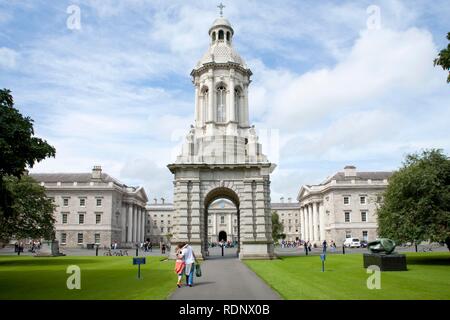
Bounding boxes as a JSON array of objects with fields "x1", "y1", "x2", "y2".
[
  {"x1": 174, "y1": 244, "x2": 186, "y2": 288},
  {"x1": 180, "y1": 242, "x2": 197, "y2": 287}
]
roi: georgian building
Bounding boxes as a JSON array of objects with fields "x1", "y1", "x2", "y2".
[
  {"x1": 297, "y1": 165, "x2": 392, "y2": 245},
  {"x1": 31, "y1": 166, "x2": 148, "y2": 248},
  {"x1": 272, "y1": 198, "x2": 301, "y2": 242}
]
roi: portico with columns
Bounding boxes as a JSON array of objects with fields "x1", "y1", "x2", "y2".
[{"x1": 123, "y1": 189, "x2": 148, "y2": 246}]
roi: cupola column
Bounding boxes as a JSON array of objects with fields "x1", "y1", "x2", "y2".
[
  {"x1": 242, "y1": 83, "x2": 249, "y2": 127},
  {"x1": 228, "y1": 71, "x2": 235, "y2": 122},
  {"x1": 207, "y1": 74, "x2": 214, "y2": 122},
  {"x1": 194, "y1": 83, "x2": 200, "y2": 126}
]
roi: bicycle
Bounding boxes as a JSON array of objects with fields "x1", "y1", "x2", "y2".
[{"x1": 103, "y1": 249, "x2": 112, "y2": 256}]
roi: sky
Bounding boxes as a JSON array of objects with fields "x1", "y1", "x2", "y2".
[{"x1": 0, "y1": 0, "x2": 449, "y2": 203}]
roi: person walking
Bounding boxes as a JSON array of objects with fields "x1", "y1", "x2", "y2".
[
  {"x1": 322, "y1": 240, "x2": 328, "y2": 253},
  {"x1": 180, "y1": 242, "x2": 197, "y2": 287},
  {"x1": 174, "y1": 244, "x2": 186, "y2": 288}
]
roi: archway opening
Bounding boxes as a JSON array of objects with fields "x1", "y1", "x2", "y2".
[
  {"x1": 218, "y1": 231, "x2": 227, "y2": 242},
  {"x1": 203, "y1": 187, "x2": 240, "y2": 259}
]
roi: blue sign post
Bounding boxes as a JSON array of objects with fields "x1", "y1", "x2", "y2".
[
  {"x1": 133, "y1": 257, "x2": 146, "y2": 279},
  {"x1": 320, "y1": 254, "x2": 326, "y2": 272}
]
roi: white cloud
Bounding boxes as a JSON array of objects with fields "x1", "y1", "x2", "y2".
[{"x1": 0, "y1": 47, "x2": 17, "y2": 69}]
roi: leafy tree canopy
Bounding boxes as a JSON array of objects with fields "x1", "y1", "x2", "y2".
[
  {"x1": 434, "y1": 32, "x2": 450, "y2": 83},
  {"x1": 272, "y1": 211, "x2": 285, "y2": 242},
  {"x1": 377, "y1": 149, "x2": 450, "y2": 248}
]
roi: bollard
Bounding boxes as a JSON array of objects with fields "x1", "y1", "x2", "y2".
[
  {"x1": 95, "y1": 246, "x2": 99, "y2": 256},
  {"x1": 221, "y1": 245, "x2": 224, "y2": 256},
  {"x1": 342, "y1": 245, "x2": 345, "y2": 255},
  {"x1": 136, "y1": 248, "x2": 139, "y2": 257}
]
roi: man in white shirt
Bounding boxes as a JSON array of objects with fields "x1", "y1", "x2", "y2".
[{"x1": 181, "y1": 243, "x2": 196, "y2": 287}]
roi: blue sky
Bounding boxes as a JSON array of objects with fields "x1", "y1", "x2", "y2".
[{"x1": 1, "y1": 0, "x2": 449, "y2": 202}]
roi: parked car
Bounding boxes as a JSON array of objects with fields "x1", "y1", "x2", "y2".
[
  {"x1": 360, "y1": 240, "x2": 368, "y2": 248},
  {"x1": 344, "y1": 238, "x2": 361, "y2": 248}
]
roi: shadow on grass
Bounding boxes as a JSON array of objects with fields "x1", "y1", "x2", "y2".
[
  {"x1": 407, "y1": 255, "x2": 450, "y2": 266},
  {"x1": 0, "y1": 258, "x2": 99, "y2": 267}
]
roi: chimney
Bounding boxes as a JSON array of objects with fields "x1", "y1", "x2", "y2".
[
  {"x1": 92, "y1": 165, "x2": 102, "y2": 180},
  {"x1": 161, "y1": 197, "x2": 165, "y2": 204},
  {"x1": 344, "y1": 165, "x2": 357, "y2": 177},
  {"x1": 153, "y1": 198, "x2": 157, "y2": 204},
  {"x1": 288, "y1": 197, "x2": 292, "y2": 203},
  {"x1": 280, "y1": 197, "x2": 284, "y2": 203}
]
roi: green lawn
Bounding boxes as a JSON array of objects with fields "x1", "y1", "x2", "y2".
[
  {"x1": 0, "y1": 256, "x2": 176, "y2": 299},
  {"x1": 244, "y1": 252, "x2": 450, "y2": 300}
]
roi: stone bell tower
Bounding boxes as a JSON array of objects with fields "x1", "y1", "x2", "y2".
[{"x1": 168, "y1": 11, "x2": 276, "y2": 260}]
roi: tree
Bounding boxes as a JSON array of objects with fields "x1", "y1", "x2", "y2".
[
  {"x1": 0, "y1": 175, "x2": 55, "y2": 240},
  {"x1": 377, "y1": 149, "x2": 450, "y2": 250},
  {"x1": 434, "y1": 32, "x2": 450, "y2": 83},
  {"x1": 0, "y1": 89, "x2": 56, "y2": 239},
  {"x1": 271, "y1": 211, "x2": 286, "y2": 243}
]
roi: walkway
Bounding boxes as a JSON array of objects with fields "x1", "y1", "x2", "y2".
[{"x1": 169, "y1": 255, "x2": 281, "y2": 300}]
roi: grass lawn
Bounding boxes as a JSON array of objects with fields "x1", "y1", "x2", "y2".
[
  {"x1": 244, "y1": 252, "x2": 450, "y2": 300},
  {"x1": 0, "y1": 256, "x2": 176, "y2": 299}
]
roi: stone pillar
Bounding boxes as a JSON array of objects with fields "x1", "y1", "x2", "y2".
[
  {"x1": 127, "y1": 204, "x2": 133, "y2": 243},
  {"x1": 194, "y1": 84, "x2": 199, "y2": 126},
  {"x1": 132, "y1": 205, "x2": 137, "y2": 243},
  {"x1": 137, "y1": 207, "x2": 142, "y2": 242},
  {"x1": 242, "y1": 83, "x2": 249, "y2": 127},
  {"x1": 228, "y1": 73, "x2": 235, "y2": 122},
  {"x1": 304, "y1": 206, "x2": 309, "y2": 241},
  {"x1": 319, "y1": 202, "x2": 326, "y2": 242},
  {"x1": 213, "y1": 213, "x2": 217, "y2": 239},
  {"x1": 312, "y1": 202, "x2": 318, "y2": 243},
  {"x1": 300, "y1": 207, "x2": 305, "y2": 241},
  {"x1": 121, "y1": 203, "x2": 127, "y2": 243},
  {"x1": 207, "y1": 75, "x2": 214, "y2": 122},
  {"x1": 142, "y1": 207, "x2": 146, "y2": 242},
  {"x1": 308, "y1": 204, "x2": 313, "y2": 242}
]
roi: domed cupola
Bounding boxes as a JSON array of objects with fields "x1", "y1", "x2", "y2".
[{"x1": 194, "y1": 16, "x2": 247, "y2": 70}]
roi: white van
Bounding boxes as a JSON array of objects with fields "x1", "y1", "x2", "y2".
[{"x1": 344, "y1": 238, "x2": 361, "y2": 248}]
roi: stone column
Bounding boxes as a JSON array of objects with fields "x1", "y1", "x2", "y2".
[
  {"x1": 300, "y1": 207, "x2": 305, "y2": 241},
  {"x1": 121, "y1": 203, "x2": 127, "y2": 243},
  {"x1": 319, "y1": 202, "x2": 326, "y2": 242},
  {"x1": 194, "y1": 84, "x2": 199, "y2": 126},
  {"x1": 132, "y1": 205, "x2": 137, "y2": 243},
  {"x1": 308, "y1": 204, "x2": 313, "y2": 242},
  {"x1": 213, "y1": 213, "x2": 217, "y2": 239},
  {"x1": 127, "y1": 204, "x2": 133, "y2": 243},
  {"x1": 228, "y1": 73, "x2": 235, "y2": 122},
  {"x1": 312, "y1": 202, "x2": 318, "y2": 243},
  {"x1": 137, "y1": 207, "x2": 142, "y2": 242},
  {"x1": 142, "y1": 207, "x2": 146, "y2": 242},
  {"x1": 304, "y1": 206, "x2": 309, "y2": 241},
  {"x1": 242, "y1": 83, "x2": 249, "y2": 127},
  {"x1": 207, "y1": 75, "x2": 214, "y2": 122}
]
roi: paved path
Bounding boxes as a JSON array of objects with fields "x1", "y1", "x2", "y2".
[{"x1": 169, "y1": 256, "x2": 281, "y2": 300}]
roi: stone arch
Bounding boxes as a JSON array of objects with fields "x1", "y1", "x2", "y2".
[{"x1": 202, "y1": 185, "x2": 241, "y2": 258}]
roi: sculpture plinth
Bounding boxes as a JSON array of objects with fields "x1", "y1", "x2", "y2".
[{"x1": 363, "y1": 253, "x2": 407, "y2": 271}]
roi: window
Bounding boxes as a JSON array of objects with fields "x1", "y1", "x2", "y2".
[
  {"x1": 62, "y1": 213, "x2": 68, "y2": 224},
  {"x1": 360, "y1": 196, "x2": 366, "y2": 205},
  {"x1": 63, "y1": 198, "x2": 69, "y2": 207},
  {"x1": 61, "y1": 233, "x2": 67, "y2": 244},
  {"x1": 160, "y1": 220, "x2": 164, "y2": 224},
  {"x1": 208, "y1": 219, "x2": 211, "y2": 224},
  {"x1": 362, "y1": 231, "x2": 368, "y2": 241},
  {"x1": 79, "y1": 214, "x2": 85, "y2": 224},
  {"x1": 234, "y1": 88, "x2": 240, "y2": 121},
  {"x1": 216, "y1": 86, "x2": 226, "y2": 122},
  {"x1": 343, "y1": 196, "x2": 350, "y2": 205},
  {"x1": 160, "y1": 227, "x2": 164, "y2": 233},
  {"x1": 212, "y1": 31, "x2": 216, "y2": 41},
  {"x1": 361, "y1": 211, "x2": 367, "y2": 222},
  {"x1": 95, "y1": 233, "x2": 100, "y2": 244},
  {"x1": 77, "y1": 233, "x2": 83, "y2": 244},
  {"x1": 220, "y1": 216, "x2": 225, "y2": 224},
  {"x1": 226, "y1": 31, "x2": 230, "y2": 41},
  {"x1": 295, "y1": 219, "x2": 298, "y2": 224},
  {"x1": 344, "y1": 212, "x2": 351, "y2": 222},
  {"x1": 345, "y1": 231, "x2": 352, "y2": 238},
  {"x1": 218, "y1": 29, "x2": 224, "y2": 40},
  {"x1": 281, "y1": 219, "x2": 284, "y2": 224},
  {"x1": 96, "y1": 198, "x2": 102, "y2": 206},
  {"x1": 168, "y1": 220, "x2": 171, "y2": 225},
  {"x1": 79, "y1": 198, "x2": 86, "y2": 207},
  {"x1": 153, "y1": 214, "x2": 157, "y2": 218},
  {"x1": 288, "y1": 219, "x2": 291, "y2": 224},
  {"x1": 96, "y1": 214, "x2": 101, "y2": 224}
]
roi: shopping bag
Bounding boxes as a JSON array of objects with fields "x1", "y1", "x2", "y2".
[{"x1": 195, "y1": 263, "x2": 202, "y2": 277}]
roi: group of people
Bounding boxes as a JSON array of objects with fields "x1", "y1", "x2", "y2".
[{"x1": 174, "y1": 242, "x2": 197, "y2": 288}]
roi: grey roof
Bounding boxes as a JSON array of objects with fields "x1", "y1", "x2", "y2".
[
  {"x1": 30, "y1": 173, "x2": 123, "y2": 186},
  {"x1": 322, "y1": 171, "x2": 393, "y2": 185}
]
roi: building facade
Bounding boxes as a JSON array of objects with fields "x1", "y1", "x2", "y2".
[
  {"x1": 298, "y1": 165, "x2": 392, "y2": 245},
  {"x1": 31, "y1": 166, "x2": 148, "y2": 248},
  {"x1": 272, "y1": 198, "x2": 301, "y2": 242}
]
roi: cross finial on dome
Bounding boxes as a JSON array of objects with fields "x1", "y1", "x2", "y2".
[{"x1": 217, "y1": 3, "x2": 225, "y2": 17}]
